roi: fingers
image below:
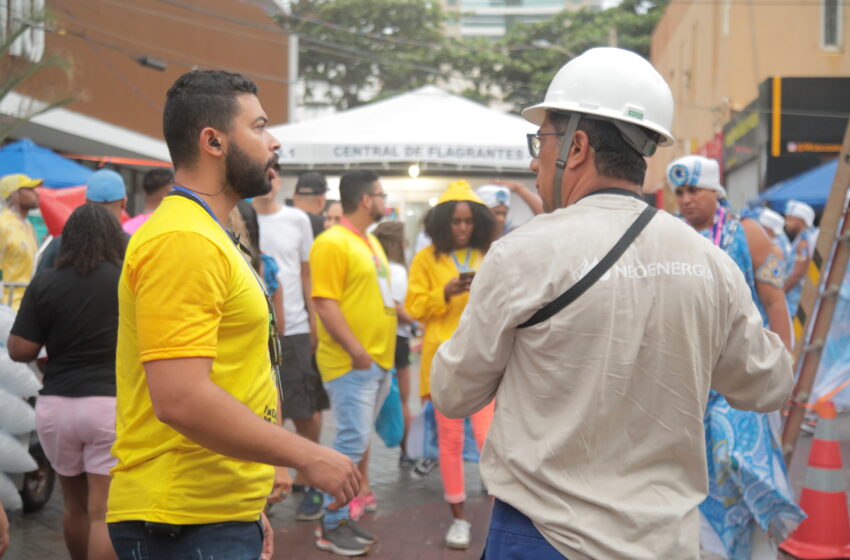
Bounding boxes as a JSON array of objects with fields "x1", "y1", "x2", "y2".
[
  {"x1": 267, "y1": 491, "x2": 286, "y2": 505},
  {"x1": 327, "y1": 465, "x2": 361, "y2": 510}
]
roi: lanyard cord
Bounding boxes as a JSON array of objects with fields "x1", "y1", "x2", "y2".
[
  {"x1": 451, "y1": 248, "x2": 472, "y2": 271},
  {"x1": 171, "y1": 187, "x2": 269, "y2": 295},
  {"x1": 339, "y1": 217, "x2": 387, "y2": 276},
  {"x1": 709, "y1": 206, "x2": 727, "y2": 248},
  {"x1": 168, "y1": 187, "x2": 285, "y2": 400}
]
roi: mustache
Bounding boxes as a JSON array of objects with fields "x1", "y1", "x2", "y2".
[{"x1": 267, "y1": 154, "x2": 279, "y2": 169}]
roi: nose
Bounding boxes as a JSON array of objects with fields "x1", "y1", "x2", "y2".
[
  {"x1": 266, "y1": 131, "x2": 281, "y2": 153},
  {"x1": 529, "y1": 158, "x2": 539, "y2": 174}
]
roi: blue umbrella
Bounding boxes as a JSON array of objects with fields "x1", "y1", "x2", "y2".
[
  {"x1": 753, "y1": 159, "x2": 836, "y2": 212},
  {"x1": 0, "y1": 138, "x2": 94, "y2": 189}
]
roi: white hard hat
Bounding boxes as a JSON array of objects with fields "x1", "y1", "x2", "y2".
[
  {"x1": 522, "y1": 47, "x2": 675, "y2": 153},
  {"x1": 758, "y1": 208, "x2": 786, "y2": 236},
  {"x1": 666, "y1": 155, "x2": 727, "y2": 198},
  {"x1": 476, "y1": 185, "x2": 511, "y2": 209},
  {"x1": 785, "y1": 200, "x2": 815, "y2": 228}
]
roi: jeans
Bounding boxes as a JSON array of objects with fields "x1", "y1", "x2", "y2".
[
  {"x1": 482, "y1": 499, "x2": 567, "y2": 559},
  {"x1": 321, "y1": 361, "x2": 390, "y2": 529},
  {"x1": 108, "y1": 519, "x2": 263, "y2": 560}
]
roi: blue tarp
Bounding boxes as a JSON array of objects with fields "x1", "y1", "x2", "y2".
[
  {"x1": 0, "y1": 138, "x2": 93, "y2": 189},
  {"x1": 753, "y1": 159, "x2": 836, "y2": 212}
]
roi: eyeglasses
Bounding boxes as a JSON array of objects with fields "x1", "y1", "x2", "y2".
[
  {"x1": 526, "y1": 132, "x2": 565, "y2": 158},
  {"x1": 369, "y1": 192, "x2": 388, "y2": 200}
]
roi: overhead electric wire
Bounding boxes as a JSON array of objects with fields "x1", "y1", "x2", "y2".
[
  {"x1": 31, "y1": 7, "x2": 292, "y2": 85},
  {"x1": 152, "y1": 0, "x2": 541, "y2": 97}
]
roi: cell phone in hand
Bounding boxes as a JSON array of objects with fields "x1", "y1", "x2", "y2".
[{"x1": 459, "y1": 271, "x2": 475, "y2": 282}]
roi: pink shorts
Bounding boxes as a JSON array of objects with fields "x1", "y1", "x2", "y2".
[{"x1": 35, "y1": 395, "x2": 117, "y2": 477}]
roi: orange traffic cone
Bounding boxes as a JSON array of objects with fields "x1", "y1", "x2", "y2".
[{"x1": 781, "y1": 400, "x2": 850, "y2": 559}]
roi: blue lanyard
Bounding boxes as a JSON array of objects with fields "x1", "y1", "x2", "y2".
[
  {"x1": 168, "y1": 186, "x2": 284, "y2": 399},
  {"x1": 451, "y1": 248, "x2": 472, "y2": 272},
  {"x1": 172, "y1": 186, "x2": 222, "y2": 227},
  {"x1": 170, "y1": 186, "x2": 269, "y2": 296}
]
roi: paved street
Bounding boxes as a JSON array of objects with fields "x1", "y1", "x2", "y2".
[
  {"x1": 4, "y1": 370, "x2": 494, "y2": 560},
  {"x1": 5, "y1": 403, "x2": 850, "y2": 559}
]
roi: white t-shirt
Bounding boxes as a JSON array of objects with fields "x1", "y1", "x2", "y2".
[
  {"x1": 388, "y1": 261, "x2": 409, "y2": 338},
  {"x1": 257, "y1": 206, "x2": 313, "y2": 335}
]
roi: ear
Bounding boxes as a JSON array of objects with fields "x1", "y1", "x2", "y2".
[
  {"x1": 200, "y1": 127, "x2": 224, "y2": 158},
  {"x1": 566, "y1": 130, "x2": 591, "y2": 170}
]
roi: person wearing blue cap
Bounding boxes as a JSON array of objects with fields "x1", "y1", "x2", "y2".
[{"x1": 36, "y1": 169, "x2": 129, "y2": 272}]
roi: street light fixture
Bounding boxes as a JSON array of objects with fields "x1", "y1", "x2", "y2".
[{"x1": 136, "y1": 56, "x2": 167, "y2": 71}]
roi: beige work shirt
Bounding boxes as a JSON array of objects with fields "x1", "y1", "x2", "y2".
[{"x1": 431, "y1": 194, "x2": 793, "y2": 560}]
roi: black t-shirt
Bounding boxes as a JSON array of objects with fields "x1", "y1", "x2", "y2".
[{"x1": 11, "y1": 261, "x2": 121, "y2": 397}]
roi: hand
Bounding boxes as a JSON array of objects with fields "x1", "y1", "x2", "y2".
[
  {"x1": 267, "y1": 466, "x2": 292, "y2": 505},
  {"x1": 493, "y1": 179, "x2": 521, "y2": 193},
  {"x1": 259, "y1": 512, "x2": 274, "y2": 560},
  {"x1": 351, "y1": 349, "x2": 372, "y2": 370},
  {"x1": 301, "y1": 445, "x2": 361, "y2": 510},
  {"x1": 0, "y1": 501, "x2": 9, "y2": 559},
  {"x1": 309, "y1": 319, "x2": 318, "y2": 353},
  {"x1": 444, "y1": 276, "x2": 472, "y2": 300}
]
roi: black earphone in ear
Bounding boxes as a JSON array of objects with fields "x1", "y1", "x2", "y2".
[{"x1": 210, "y1": 139, "x2": 221, "y2": 148}]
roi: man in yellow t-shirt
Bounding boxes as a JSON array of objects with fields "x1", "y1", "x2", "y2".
[
  {"x1": 310, "y1": 169, "x2": 397, "y2": 556},
  {"x1": 0, "y1": 174, "x2": 42, "y2": 310},
  {"x1": 107, "y1": 70, "x2": 360, "y2": 560}
]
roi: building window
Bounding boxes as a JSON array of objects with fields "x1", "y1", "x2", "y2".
[{"x1": 823, "y1": 0, "x2": 842, "y2": 49}]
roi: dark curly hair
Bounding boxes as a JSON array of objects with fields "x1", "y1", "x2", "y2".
[
  {"x1": 55, "y1": 204, "x2": 127, "y2": 276},
  {"x1": 427, "y1": 200, "x2": 494, "y2": 256}
]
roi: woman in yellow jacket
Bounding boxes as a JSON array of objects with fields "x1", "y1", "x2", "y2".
[{"x1": 406, "y1": 181, "x2": 497, "y2": 550}]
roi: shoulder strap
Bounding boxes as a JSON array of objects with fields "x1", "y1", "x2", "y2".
[{"x1": 517, "y1": 206, "x2": 658, "y2": 329}]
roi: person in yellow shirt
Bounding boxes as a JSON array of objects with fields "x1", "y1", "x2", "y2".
[
  {"x1": 106, "y1": 70, "x2": 360, "y2": 560},
  {"x1": 406, "y1": 180, "x2": 496, "y2": 550},
  {"x1": 0, "y1": 174, "x2": 41, "y2": 310},
  {"x1": 310, "y1": 170, "x2": 397, "y2": 556}
]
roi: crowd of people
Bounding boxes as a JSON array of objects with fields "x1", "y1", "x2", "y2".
[{"x1": 0, "y1": 45, "x2": 840, "y2": 560}]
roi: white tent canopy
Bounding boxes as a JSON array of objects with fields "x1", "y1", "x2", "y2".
[{"x1": 270, "y1": 86, "x2": 536, "y2": 172}]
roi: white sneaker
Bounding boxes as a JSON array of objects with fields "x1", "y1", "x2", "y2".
[{"x1": 445, "y1": 518, "x2": 471, "y2": 550}]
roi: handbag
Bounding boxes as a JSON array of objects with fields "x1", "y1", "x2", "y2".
[
  {"x1": 375, "y1": 371, "x2": 404, "y2": 447},
  {"x1": 404, "y1": 400, "x2": 481, "y2": 462}
]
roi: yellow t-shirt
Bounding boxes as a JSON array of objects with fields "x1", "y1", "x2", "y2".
[
  {"x1": 107, "y1": 195, "x2": 277, "y2": 525},
  {"x1": 310, "y1": 225, "x2": 397, "y2": 382},
  {"x1": 0, "y1": 208, "x2": 37, "y2": 310},
  {"x1": 406, "y1": 246, "x2": 483, "y2": 396}
]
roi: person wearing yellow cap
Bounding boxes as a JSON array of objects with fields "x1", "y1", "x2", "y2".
[
  {"x1": 0, "y1": 173, "x2": 43, "y2": 310},
  {"x1": 405, "y1": 180, "x2": 496, "y2": 550}
]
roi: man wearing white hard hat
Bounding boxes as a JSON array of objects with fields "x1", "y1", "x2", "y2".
[
  {"x1": 668, "y1": 155, "x2": 802, "y2": 559},
  {"x1": 783, "y1": 199, "x2": 817, "y2": 316},
  {"x1": 0, "y1": 173, "x2": 42, "y2": 309},
  {"x1": 430, "y1": 47, "x2": 792, "y2": 560}
]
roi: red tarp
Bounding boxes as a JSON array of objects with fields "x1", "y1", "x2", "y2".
[{"x1": 37, "y1": 186, "x2": 129, "y2": 236}]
